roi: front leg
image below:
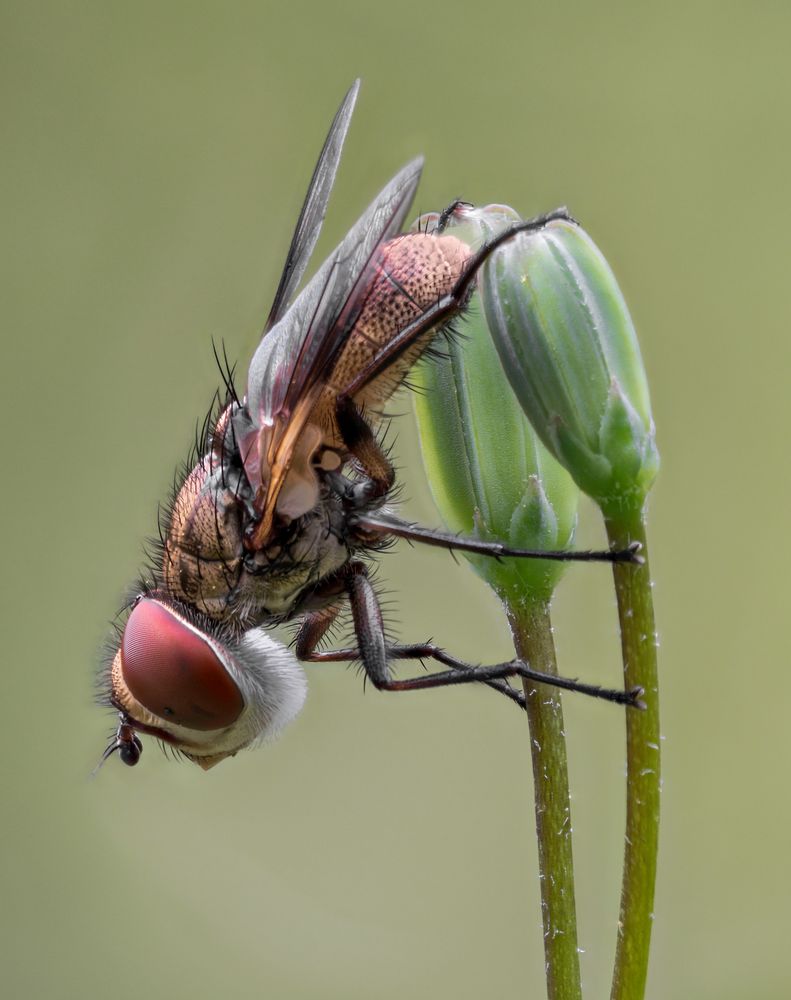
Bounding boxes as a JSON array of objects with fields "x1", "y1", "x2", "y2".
[
  {"x1": 293, "y1": 572, "x2": 526, "y2": 709},
  {"x1": 297, "y1": 563, "x2": 643, "y2": 709}
]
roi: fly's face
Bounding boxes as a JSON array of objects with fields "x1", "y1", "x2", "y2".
[{"x1": 105, "y1": 595, "x2": 307, "y2": 769}]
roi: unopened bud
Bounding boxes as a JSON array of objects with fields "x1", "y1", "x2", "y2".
[
  {"x1": 474, "y1": 208, "x2": 659, "y2": 517},
  {"x1": 413, "y1": 213, "x2": 579, "y2": 605}
]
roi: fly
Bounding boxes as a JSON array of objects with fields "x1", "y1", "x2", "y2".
[{"x1": 99, "y1": 80, "x2": 642, "y2": 771}]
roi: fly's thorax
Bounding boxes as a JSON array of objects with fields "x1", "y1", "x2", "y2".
[
  {"x1": 162, "y1": 456, "x2": 248, "y2": 621},
  {"x1": 163, "y1": 451, "x2": 351, "y2": 627},
  {"x1": 108, "y1": 595, "x2": 307, "y2": 769},
  {"x1": 236, "y1": 486, "x2": 352, "y2": 618},
  {"x1": 312, "y1": 232, "x2": 472, "y2": 442}
]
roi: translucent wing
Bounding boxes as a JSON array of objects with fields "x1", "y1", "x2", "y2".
[
  {"x1": 262, "y1": 158, "x2": 423, "y2": 422},
  {"x1": 264, "y1": 80, "x2": 360, "y2": 331},
  {"x1": 234, "y1": 157, "x2": 423, "y2": 541}
]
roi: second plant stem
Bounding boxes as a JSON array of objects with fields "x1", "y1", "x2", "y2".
[
  {"x1": 606, "y1": 508, "x2": 660, "y2": 1000},
  {"x1": 509, "y1": 599, "x2": 582, "y2": 1000}
]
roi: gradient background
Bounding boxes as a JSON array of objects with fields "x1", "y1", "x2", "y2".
[{"x1": 3, "y1": 3, "x2": 789, "y2": 998}]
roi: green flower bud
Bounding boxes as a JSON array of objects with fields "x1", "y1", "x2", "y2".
[
  {"x1": 412, "y1": 213, "x2": 579, "y2": 607},
  {"x1": 475, "y1": 208, "x2": 659, "y2": 518}
]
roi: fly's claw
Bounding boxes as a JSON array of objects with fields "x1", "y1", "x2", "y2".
[
  {"x1": 612, "y1": 541, "x2": 644, "y2": 565},
  {"x1": 628, "y1": 686, "x2": 647, "y2": 711}
]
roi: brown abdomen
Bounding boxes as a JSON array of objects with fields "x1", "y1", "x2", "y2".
[{"x1": 313, "y1": 232, "x2": 470, "y2": 445}]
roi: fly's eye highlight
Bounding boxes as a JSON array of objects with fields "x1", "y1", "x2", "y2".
[{"x1": 120, "y1": 598, "x2": 244, "y2": 731}]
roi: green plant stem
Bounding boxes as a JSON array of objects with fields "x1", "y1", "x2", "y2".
[
  {"x1": 605, "y1": 508, "x2": 660, "y2": 1000},
  {"x1": 508, "y1": 599, "x2": 582, "y2": 1000}
]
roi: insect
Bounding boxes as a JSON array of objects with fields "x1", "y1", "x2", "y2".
[{"x1": 99, "y1": 81, "x2": 642, "y2": 771}]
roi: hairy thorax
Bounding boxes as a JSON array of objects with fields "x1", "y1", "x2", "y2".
[{"x1": 162, "y1": 455, "x2": 352, "y2": 627}]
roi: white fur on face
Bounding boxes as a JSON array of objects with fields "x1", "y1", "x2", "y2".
[
  {"x1": 112, "y1": 614, "x2": 308, "y2": 768},
  {"x1": 227, "y1": 628, "x2": 308, "y2": 747}
]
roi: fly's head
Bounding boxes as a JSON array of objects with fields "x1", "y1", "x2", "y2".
[{"x1": 100, "y1": 593, "x2": 307, "y2": 770}]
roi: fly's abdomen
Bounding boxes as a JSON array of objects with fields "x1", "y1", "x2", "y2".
[{"x1": 315, "y1": 232, "x2": 470, "y2": 439}]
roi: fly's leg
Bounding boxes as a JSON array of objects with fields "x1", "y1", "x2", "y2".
[
  {"x1": 294, "y1": 582, "x2": 526, "y2": 709},
  {"x1": 346, "y1": 563, "x2": 643, "y2": 707},
  {"x1": 298, "y1": 562, "x2": 644, "y2": 709},
  {"x1": 349, "y1": 512, "x2": 643, "y2": 565},
  {"x1": 294, "y1": 603, "x2": 343, "y2": 657},
  {"x1": 331, "y1": 395, "x2": 394, "y2": 505},
  {"x1": 436, "y1": 199, "x2": 472, "y2": 232}
]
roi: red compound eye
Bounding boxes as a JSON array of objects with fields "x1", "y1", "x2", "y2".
[{"x1": 121, "y1": 599, "x2": 244, "y2": 730}]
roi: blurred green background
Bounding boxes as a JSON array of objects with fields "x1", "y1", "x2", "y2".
[{"x1": 3, "y1": 3, "x2": 789, "y2": 998}]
